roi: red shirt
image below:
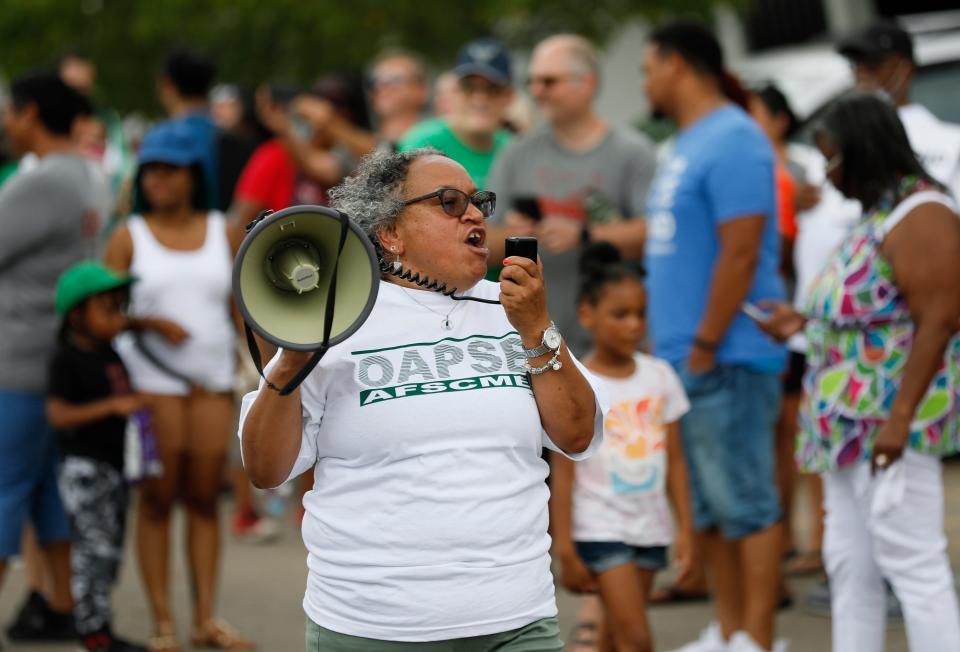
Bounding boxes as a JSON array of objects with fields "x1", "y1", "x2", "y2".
[
  {"x1": 233, "y1": 139, "x2": 329, "y2": 212},
  {"x1": 234, "y1": 139, "x2": 295, "y2": 212}
]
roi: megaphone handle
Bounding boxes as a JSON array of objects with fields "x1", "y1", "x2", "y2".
[
  {"x1": 243, "y1": 322, "x2": 325, "y2": 396},
  {"x1": 243, "y1": 208, "x2": 352, "y2": 396}
]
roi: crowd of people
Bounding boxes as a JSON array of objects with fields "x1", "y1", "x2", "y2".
[{"x1": 0, "y1": 13, "x2": 959, "y2": 652}]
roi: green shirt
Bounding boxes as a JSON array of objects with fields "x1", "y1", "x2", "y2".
[{"x1": 398, "y1": 118, "x2": 511, "y2": 189}]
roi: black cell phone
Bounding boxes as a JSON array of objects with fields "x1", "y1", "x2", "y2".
[
  {"x1": 505, "y1": 236, "x2": 538, "y2": 262},
  {"x1": 513, "y1": 196, "x2": 543, "y2": 222}
]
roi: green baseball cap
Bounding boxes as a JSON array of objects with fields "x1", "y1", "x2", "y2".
[{"x1": 55, "y1": 261, "x2": 134, "y2": 316}]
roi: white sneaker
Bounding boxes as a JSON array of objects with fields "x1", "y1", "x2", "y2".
[
  {"x1": 728, "y1": 631, "x2": 790, "y2": 652},
  {"x1": 668, "y1": 622, "x2": 729, "y2": 652}
]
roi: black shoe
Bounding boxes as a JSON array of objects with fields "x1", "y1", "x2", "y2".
[
  {"x1": 5, "y1": 591, "x2": 76, "y2": 642},
  {"x1": 5, "y1": 590, "x2": 46, "y2": 639}
]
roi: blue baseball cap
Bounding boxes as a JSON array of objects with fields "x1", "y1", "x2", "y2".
[
  {"x1": 138, "y1": 122, "x2": 202, "y2": 167},
  {"x1": 454, "y1": 39, "x2": 512, "y2": 86}
]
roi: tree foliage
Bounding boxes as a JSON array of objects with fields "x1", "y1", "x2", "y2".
[{"x1": 0, "y1": 0, "x2": 727, "y2": 114}]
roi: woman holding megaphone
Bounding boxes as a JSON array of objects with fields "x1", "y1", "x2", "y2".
[{"x1": 239, "y1": 149, "x2": 607, "y2": 651}]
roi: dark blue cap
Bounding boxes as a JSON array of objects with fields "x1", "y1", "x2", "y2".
[
  {"x1": 454, "y1": 38, "x2": 512, "y2": 86},
  {"x1": 837, "y1": 21, "x2": 914, "y2": 64},
  {"x1": 138, "y1": 122, "x2": 202, "y2": 167}
]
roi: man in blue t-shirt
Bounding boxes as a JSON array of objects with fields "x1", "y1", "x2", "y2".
[
  {"x1": 151, "y1": 49, "x2": 219, "y2": 209},
  {"x1": 643, "y1": 21, "x2": 787, "y2": 652}
]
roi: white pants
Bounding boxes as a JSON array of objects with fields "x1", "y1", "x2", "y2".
[{"x1": 823, "y1": 450, "x2": 960, "y2": 652}]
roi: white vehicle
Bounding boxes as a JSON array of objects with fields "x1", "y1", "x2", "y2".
[{"x1": 733, "y1": 10, "x2": 960, "y2": 127}]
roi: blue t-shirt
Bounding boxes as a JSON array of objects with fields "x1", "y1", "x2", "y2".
[{"x1": 645, "y1": 105, "x2": 785, "y2": 370}]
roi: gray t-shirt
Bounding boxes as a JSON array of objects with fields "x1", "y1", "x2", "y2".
[
  {"x1": 0, "y1": 153, "x2": 102, "y2": 392},
  {"x1": 487, "y1": 126, "x2": 656, "y2": 355}
]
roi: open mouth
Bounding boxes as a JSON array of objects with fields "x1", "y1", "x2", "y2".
[{"x1": 465, "y1": 228, "x2": 488, "y2": 254}]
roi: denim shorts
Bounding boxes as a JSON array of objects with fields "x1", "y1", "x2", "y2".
[
  {"x1": 574, "y1": 541, "x2": 668, "y2": 574},
  {"x1": 0, "y1": 389, "x2": 71, "y2": 558},
  {"x1": 674, "y1": 363, "x2": 782, "y2": 539}
]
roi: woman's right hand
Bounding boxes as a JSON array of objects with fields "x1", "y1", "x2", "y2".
[
  {"x1": 264, "y1": 349, "x2": 316, "y2": 390},
  {"x1": 754, "y1": 301, "x2": 807, "y2": 342},
  {"x1": 558, "y1": 550, "x2": 598, "y2": 595}
]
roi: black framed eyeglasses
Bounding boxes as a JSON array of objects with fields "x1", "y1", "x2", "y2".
[{"x1": 403, "y1": 188, "x2": 496, "y2": 219}]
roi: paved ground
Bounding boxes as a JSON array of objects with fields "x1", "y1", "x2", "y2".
[{"x1": 4, "y1": 463, "x2": 960, "y2": 651}]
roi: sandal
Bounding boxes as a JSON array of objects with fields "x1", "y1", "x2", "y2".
[
  {"x1": 566, "y1": 622, "x2": 598, "y2": 652},
  {"x1": 191, "y1": 618, "x2": 256, "y2": 650},
  {"x1": 148, "y1": 623, "x2": 181, "y2": 652},
  {"x1": 649, "y1": 583, "x2": 710, "y2": 606},
  {"x1": 785, "y1": 550, "x2": 824, "y2": 576}
]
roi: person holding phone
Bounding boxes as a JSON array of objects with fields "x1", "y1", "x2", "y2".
[
  {"x1": 486, "y1": 34, "x2": 655, "y2": 356},
  {"x1": 752, "y1": 94, "x2": 960, "y2": 652},
  {"x1": 641, "y1": 21, "x2": 787, "y2": 652},
  {"x1": 239, "y1": 148, "x2": 607, "y2": 651}
]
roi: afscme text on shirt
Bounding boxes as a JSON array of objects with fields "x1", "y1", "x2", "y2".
[{"x1": 351, "y1": 333, "x2": 533, "y2": 406}]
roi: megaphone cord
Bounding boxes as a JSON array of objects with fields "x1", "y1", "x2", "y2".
[{"x1": 381, "y1": 260, "x2": 501, "y2": 305}]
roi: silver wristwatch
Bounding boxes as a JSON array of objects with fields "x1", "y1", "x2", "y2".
[
  {"x1": 524, "y1": 322, "x2": 563, "y2": 375},
  {"x1": 523, "y1": 322, "x2": 562, "y2": 358}
]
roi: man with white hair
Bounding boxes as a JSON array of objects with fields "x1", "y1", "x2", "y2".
[{"x1": 487, "y1": 34, "x2": 655, "y2": 355}]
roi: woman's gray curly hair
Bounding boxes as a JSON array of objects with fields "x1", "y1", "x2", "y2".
[{"x1": 328, "y1": 147, "x2": 448, "y2": 239}]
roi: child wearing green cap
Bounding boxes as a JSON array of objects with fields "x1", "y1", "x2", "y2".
[{"x1": 48, "y1": 261, "x2": 148, "y2": 652}]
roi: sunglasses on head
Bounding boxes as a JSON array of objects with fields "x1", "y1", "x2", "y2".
[{"x1": 403, "y1": 188, "x2": 497, "y2": 219}]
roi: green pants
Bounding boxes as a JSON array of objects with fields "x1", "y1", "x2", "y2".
[{"x1": 305, "y1": 617, "x2": 562, "y2": 652}]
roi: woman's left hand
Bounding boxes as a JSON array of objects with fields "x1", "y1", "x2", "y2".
[
  {"x1": 500, "y1": 256, "x2": 550, "y2": 341},
  {"x1": 871, "y1": 417, "x2": 910, "y2": 474}
]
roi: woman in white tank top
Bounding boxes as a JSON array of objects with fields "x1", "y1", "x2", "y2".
[{"x1": 103, "y1": 124, "x2": 253, "y2": 651}]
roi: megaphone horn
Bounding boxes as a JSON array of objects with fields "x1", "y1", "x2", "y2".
[{"x1": 232, "y1": 205, "x2": 380, "y2": 392}]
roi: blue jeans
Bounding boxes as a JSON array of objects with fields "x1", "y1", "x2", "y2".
[
  {"x1": 675, "y1": 363, "x2": 782, "y2": 539},
  {"x1": 0, "y1": 389, "x2": 70, "y2": 558}
]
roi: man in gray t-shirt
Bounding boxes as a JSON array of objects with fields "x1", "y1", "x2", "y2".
[
  {"x1": 487, "y1": 35, "x2": 655, "y2": 355},
  {"x1": 0, "y1": 71, "x2": 99, "y2": 625}
]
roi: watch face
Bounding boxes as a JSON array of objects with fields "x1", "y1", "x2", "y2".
[{"x1": 544, "y1": 327, "x2": 562, "y2": 349}]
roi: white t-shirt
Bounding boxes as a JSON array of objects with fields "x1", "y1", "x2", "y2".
[
  {"x1": 238, "y1": 280, "x2": 606, "y2": 642},
  {"x1": 899, "y1": 103, "x2": 960, "y2": 201},
  {"x1": 572, "y1": 353, "x2": 689, "y2": 547}
]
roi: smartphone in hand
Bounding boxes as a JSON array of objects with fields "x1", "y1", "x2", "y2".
[{"x1": 505, "y1": 237, "x2": 538, "y2": 262}]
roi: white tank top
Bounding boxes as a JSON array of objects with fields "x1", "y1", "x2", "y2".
[{"x1": 117, "y1": 211, "x2": 236, "y2": 395}]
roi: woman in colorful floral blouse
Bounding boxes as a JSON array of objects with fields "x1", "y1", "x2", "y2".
[{"x1": 757, "y1": 93, "x2": 960, "y2": 652}]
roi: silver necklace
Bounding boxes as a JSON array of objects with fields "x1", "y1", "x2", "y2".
[{"x1": 400, "y1": 286, "x2": 462, "y2": 330}]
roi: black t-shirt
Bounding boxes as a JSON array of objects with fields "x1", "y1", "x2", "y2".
[{"x1": 48, "y1": 341, "x2": 131, "y2": 470}]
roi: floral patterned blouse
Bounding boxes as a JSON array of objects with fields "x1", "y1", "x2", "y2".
[{"x1": 797, "y1": 179, "x2": 960, "y2": 472}]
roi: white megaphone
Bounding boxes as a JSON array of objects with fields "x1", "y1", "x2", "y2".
[{"x1": 232, "y1": 205, "x2": 380, "y2": 393}]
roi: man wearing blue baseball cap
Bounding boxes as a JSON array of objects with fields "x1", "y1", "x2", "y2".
[{"x1": 398, "y1": 38, "x2": 515, "y2": 189}]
